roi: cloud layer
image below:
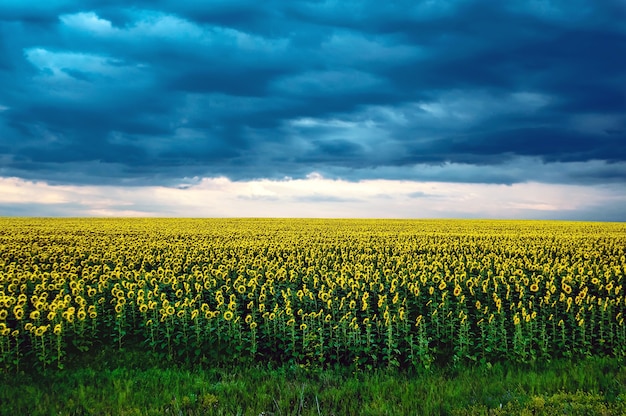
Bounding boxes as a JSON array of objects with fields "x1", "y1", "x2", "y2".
[
  {"x1": 0, "y1": 1, "x2": 625, "y2": 218},
  {"x1": 3, "y1": 175, "x2": 625, "y2": 220}
]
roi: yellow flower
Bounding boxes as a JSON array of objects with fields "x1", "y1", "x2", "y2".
[
  {"x1": 224, "y1": 311, "x2": 234, "y2": 321},
  {"x1": 34, "y1": 325, "x2": 49, "y2": 337},
  {"x1": 77, "y1": 310, "x2": 87, "y2": 321},
  {"x1": 13, "y1": 307, "x2": 24, "y2": 320},
  {"x1": 300, "y1": 323, "x2": 307, "y2": 331},
  {"x1": 453, "y1": 286, "x2": 462, "y2": 297},
  {"x1": 53, "y1": 324, "x2": 62, "y2": 335}
]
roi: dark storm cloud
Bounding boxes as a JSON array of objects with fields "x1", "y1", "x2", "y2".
[{"x1": 0, "y1": 0, "x2": 625, "y2": 186}]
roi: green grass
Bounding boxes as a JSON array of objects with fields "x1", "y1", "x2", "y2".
[{"x1": 1, "y1": 351, "x2": 625, "y2": 415}]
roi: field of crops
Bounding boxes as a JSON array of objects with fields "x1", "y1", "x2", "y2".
[{"x1": 1, "y1": 218, "x2": 625, "y2": 371}]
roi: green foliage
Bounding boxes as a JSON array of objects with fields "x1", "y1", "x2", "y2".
[
  {"x1": 1, "y1": 355, "x2": 625, "y2": 416},
  {"x1": 2, "y1": 219, "x2": 626, "y2": 372}
]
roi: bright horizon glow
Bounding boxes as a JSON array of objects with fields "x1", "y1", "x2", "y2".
[{"x1": 1, "y1": 174, "x2": 624, "y2": 221}]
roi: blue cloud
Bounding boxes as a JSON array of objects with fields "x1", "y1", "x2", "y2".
[{"x1": 0, "y1": 0, "x2": 624, "y2": 187}]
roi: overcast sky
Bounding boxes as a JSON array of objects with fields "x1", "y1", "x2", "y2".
[{"x1": 0, "y1": 0, "x2": 625, "y2": 219}]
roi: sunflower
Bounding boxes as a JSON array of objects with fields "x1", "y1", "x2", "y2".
[
  {"x1": 453, "y1": 285, "x2": 462, "y2": 297},
  {"x1": 34, "y1": 325, "x2": 49, "y2": 337},
  {"x1": 77, "y1": 310, "x2": 87, "y2": 321},
  {"x1": 13, "y1": 307, "x2": 24, "y2": 320}
]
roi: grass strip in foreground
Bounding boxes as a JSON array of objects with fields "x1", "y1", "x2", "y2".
[{"x1": 1, "y1": 354, "x2": 625, "y2": 415}]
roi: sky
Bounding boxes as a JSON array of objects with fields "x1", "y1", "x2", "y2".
[{"x1": 0, "y1": 0, "x2": 625, "y2": 219}]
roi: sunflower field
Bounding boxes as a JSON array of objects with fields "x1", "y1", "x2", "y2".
[{"x1": 1, "y1": 218, "x2": 625, "y2": 371}]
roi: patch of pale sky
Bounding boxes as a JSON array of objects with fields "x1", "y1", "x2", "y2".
[
  {"x1": 1, "y1": 174, "x2": 622, "y2": 218},
  {"x1": 60, "y1": 10, "x2": 289, "y2": 54},
  {"x1": 24, "y1": 48, "x2": 119, "y2": 78},
  {"x1": 59, "y1": 11, "x2": 115, "y2": 35},
  {"x1": 417, "y1": 90, "x2": 551, "y2": 122}
]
